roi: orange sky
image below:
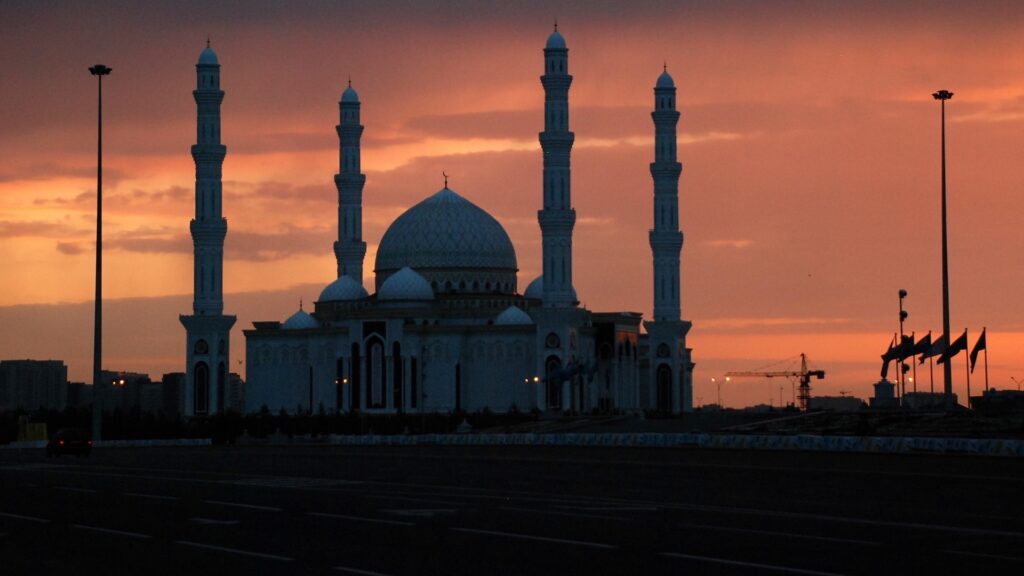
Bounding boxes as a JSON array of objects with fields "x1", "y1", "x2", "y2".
[{"x1": 2, "y1": 0, "x2": 1023, "y2": 407}]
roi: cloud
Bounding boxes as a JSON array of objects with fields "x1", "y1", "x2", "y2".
[
  {"x1": 0, "y1": 220, "x2": 83, "y2": 238},
  {"x1": 56, "y1": 241, "x2": 87, "y2": 255},
  {"x1": 701, "y1": 317, "x2": 854, "y2": 331},
  {"x1": 705, "y1": 239, "x2": 753, "y2": 249}
]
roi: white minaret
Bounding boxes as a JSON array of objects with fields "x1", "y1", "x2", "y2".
[
  {"x1": 643, "y1": 67, "x2": 692, "y2": 414},
  {"x1": 333, "y1": 81, "x2": 367, "y2": 283},
  {"x1": 180, "y1": 42, "x2": 236, "y2": 416},
  {"x1": 538, "y1": 25, "x2": 577, "y2": 307}
]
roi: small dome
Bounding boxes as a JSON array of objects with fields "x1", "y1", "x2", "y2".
[
  {"x1": 523, "y1": 275, "x2": 577, "y2": 301},
  {"x1": 378, "y1": 267, "x2": 434, "y2": 301},
  {"x1": 319, "y1": 275, "x2": 368, "y2": 302},
  {"x1": 546, "y1": 30, "x2": 566, "y2": 50},
  {"x1": 495, "y1": 306, "x2": 533, "y2": 326},
  {"x1": 198, "y1": 46, "x2": 219, "y2": 65},
  {"x1": 656, "y1": 69, "x2": 675, "y2": 89},
  {"x1": 524, "y1": 275, "x2": 544, "y2": 299},
  {"x1": 341, "y1": 84, "x2": 359, "y2": 103},
  {"x1": 282, "y1": 308, "x2": 318, "y2": 330}
]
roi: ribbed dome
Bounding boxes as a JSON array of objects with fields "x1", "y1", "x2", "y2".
[
  {"x1": 198, "y1": 46, "x2": 219, "y2": 65},
  {"x1": 375, "y1": 187, "x2": 518, "y2": 294},
  {"x1": 341, "y1": 84, "x2": 359, "y2": 103},
  {"x1": 282, "y1": 308, "x2": 318, "y2": 330},
  {"x1": 319, "y1": 275, "x2": 368, "y2": 302},
  {"x1": 656, "y1": 70, "x2": 674, "y2": 88},
  {"x1": 546, "y1": 30, "x2": 566, "y2": 49},
  {"x1": 378, "y1": 267, "x2": 434, "y2": 301},
  {"x1": 495, "y1": 306, "x2": 533, "y2": 326}
]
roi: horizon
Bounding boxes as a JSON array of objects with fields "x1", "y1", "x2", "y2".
[{"x1": 3, "y1": 0, "x2": 1023, "y2": 408}]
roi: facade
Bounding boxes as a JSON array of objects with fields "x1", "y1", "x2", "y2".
[
  {"x1": 243, "y1": 29, "x2": 693, "y2": 415},
  {"x1": 0, "y1": 360, "x2": 68, "y2": 412},
  {"x1": 179, "y1": 43, "x2": 236, "y2": 417}
]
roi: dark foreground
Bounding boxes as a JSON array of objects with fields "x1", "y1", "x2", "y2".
[{"x1": 1, "y1": 445, "x2": 1021, "y2": 575}]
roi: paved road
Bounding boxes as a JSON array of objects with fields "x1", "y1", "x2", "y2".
[{"x1": 1, "y1": 445, "x2": 1021, "y2": 575}]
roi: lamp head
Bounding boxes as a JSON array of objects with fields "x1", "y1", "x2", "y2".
[
  {"x1": 932, "y1": 90, "x2": 953, "y2": 101},
  {"x1": 89, "y1": 64, "x2": 112, "y2": 76}
]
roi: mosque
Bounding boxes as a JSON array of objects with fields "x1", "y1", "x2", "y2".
[{"x1": 180, "y1": 29, "x2": 693, "y2": 417}]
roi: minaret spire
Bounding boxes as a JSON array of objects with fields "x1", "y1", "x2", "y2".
[
  {"x1": 538, "y1": 25, "x2": 576, "y2": 307},
  {"x1": 333, "y1": 81, "x2": 367, "y2": 284},
  {"x1": 644, "y1": 66, "x2": 692, "y2": 415},
  {"x1": 181, "y1": 43, "x2": 236, "y2": 416}
]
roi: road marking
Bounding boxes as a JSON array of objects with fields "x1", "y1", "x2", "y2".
[
  {"x1": 223, "y1": 477, "x2": 361, "y2": 489},
  {"x1": 661, "y1": 552, "x2": 844, "y2": 576},
  {"x1": 55, "y1": 486, "x2": 98, "y2": 494},
  {"x1": 355, "y1": 492, "x2": 465, "y2": 507},
  {"x1": 189, "y1": 517, "x2": 241, "y2": 526},
  {"x1": 381, "y1": 508, "x2": 457, "y2": 518},
  {"x1": 308, "y1": 512, "x2": 415, "y2": 527},
  {"x1": 555, "y1": 505, "x2": 658, "y2": 512},
  {"x1": 73, "y1": 524, "x2": 151, "y2": 539},
  {"x1": 674, "y1": 520, "x2": 880, "y2": 547},
  {"x1": 175, "y1": 540, "x2": 294, "y2": 562},
  {"x1": 0, "y1": 511, "x2": 49, "y2": 523},
  {"x1": 204, "y1": 499, "x2": 282, "y2": 512},
  {"x1": 502, "y1": 506, "x2": 628, "y2": 522},
  {"x1": 946, "y1": 549, "x2": 1024, "y2": 562},
  {"x1": 451, "y1": 527, "x2": 618, "y2": 549},
  {"x1": 124, "y1": 492, "x2": 180, "y2": 501},
  {"x1": 334, "y1": 566, "x2": 393, "y2": 576}
]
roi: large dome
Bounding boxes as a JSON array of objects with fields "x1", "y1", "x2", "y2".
[{"x1": 375, "y1": 187, "x2": 518, "y2": 294}]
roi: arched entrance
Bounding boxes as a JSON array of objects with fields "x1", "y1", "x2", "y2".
[
  {"x1": 656, "y1": 364, "x2": 672, "y2": 412},
  {"x1": 545, "y1": 355, "x2": 562, "y2": 410},
  {"x1": 194, "y1": 361, "x2": 209, "y2": 415}
]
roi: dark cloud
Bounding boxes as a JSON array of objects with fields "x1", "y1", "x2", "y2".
[
  {"x1": 0, "y1": 220, "x2": 83, "y2": 238},
  {"x1": 56, "y1": 241, "x2": 88, "y2": 255}
]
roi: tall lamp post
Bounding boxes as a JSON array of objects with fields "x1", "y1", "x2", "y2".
[
  {"x1": 933, "y1": 89, "x2": 953, "y2": 411},
  {"x1": 90, "y1": 64, "x2": 111, "y2": 442}
]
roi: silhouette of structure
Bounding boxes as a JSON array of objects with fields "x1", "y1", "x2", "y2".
[
  {"x1": 180, "y1": 44, "x2": 236, "y2": 416},
  {"x1": 243, "y1": 30, "x2": 694, "y2": 415},
  {"x1": 89, "y1": 63, "x2": 110, "y2": 440}
]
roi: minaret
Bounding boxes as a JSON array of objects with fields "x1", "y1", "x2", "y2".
[
  {"x1": 538, "y1": 25, "x2": 577, "y2": 307},
  {"x1": 644, "y1": 67, "x2": 692, "y2": 414},
  {"x1": 180, "y1": 42, "x2": 236, "y2": 416},
  {"x1": 333, "y1": 81, "x2": 367, "y2": 284}
]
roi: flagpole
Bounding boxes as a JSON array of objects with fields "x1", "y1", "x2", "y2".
[
  {"x1": 929, "y1": 357, "x2": 934, "y2": 394},
  {"x1": 983, "y1": 327, "x2": 989, "y2": 392},
  {"x1": 965, "y1": 328, "x2": 971, "y2": 409},
  {"x1": 910, "y1": 331, "x2": 917, "y2": 394}
]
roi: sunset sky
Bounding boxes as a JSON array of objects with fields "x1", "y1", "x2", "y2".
[{"x1": 2, "y1": 0, "x2": 1023, "y2": 408}]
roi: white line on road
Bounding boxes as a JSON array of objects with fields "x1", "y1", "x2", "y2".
[
  {"x1": 451, "y1": 527, "x2": 618, "y2": 549},
  {"x1": 175, "y1": 540, "x2": 294, "y2": 562},
  {"x1": 674, "y1": 520, "x2": 881, "y2": 547},
  {"x1": 334, "y1": 566, "x2": 394, "y2": 576},
  {"x1": 55, "y1": 486, "x2": 98, "y2": 494},
  {"x1": 203, "y1": 500, "x2": 282, "y2": 512},
  {"x1": 0, "y1": 511, "x2": 49, "y2": 523},
  {"x1": 73, "y1": 524, "x2": 151, "y2": 539},
  {"x1": 555, "y1": 505, "x2": 658, "y2": 512},
  {"x1": 946, "y1": 549, "x2": 1024, "y2": 562},
  {"x1": 661, "y1": 552, "x2": 845, "y2": 576},
  {"x1": 308, "y1": 512, "x2": 415, "y2": 527},
  {"x1": 502, "y1": 506, "x2": 629, "y2": 522},
  {"x1": 123, "y1": 492, "x2": 180, "y2": 501},
  {"x1": 189, "y1": 517, "x2": 241, "y2": 526}
]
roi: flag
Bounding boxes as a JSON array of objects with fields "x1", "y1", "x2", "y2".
[
  {"x1": 969, "y1": 328, "x2": 986, "y2": 373},
  {"x1": 912, "y1": 332, "x2": 931, "y2": 357},
  {"x1": 920, "y1": 333, "x2": 948, "y2": 364},
  {"x1": 937, "y1": 329, "x2": 968, "y2": 365},
  {"x1": 896, "y1": 334, "x2": 915, "y2": 359},
  {"x1": 880, "y1": 335, "x2": 896, "y2": 378}
]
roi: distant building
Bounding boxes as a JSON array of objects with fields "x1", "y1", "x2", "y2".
[
  {"x1": 161, "y1": 372, "x2": 186, "y2": 419},
  {"x1": 100, "y1": 370, "x2": 152, "y2": 413},
  {"x1": 0, "y1": 360, "x2": 67, "y2": 412},
  {"x1": 870, "y1": 379, "x2": 898, "y2": 408},
  {"x1": 902, "y1": 392, "x2": 947, "y2": 410},
  {"x1": 809, "y1": 395, "x2": 864, "y2": 412},
  {"x1": 66, "y1": 381, "x2": 92, "y2": 410}
]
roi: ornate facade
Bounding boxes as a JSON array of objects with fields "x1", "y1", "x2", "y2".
[{"x1": 242, "y1": 30, "x2": 693, "y2": 415}]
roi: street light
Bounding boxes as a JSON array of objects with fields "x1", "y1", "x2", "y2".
[
  {"x1": 932, "y1": 89, "x2": 954, "y2": 411},
  {"x1": 711, "y1": 376, "x2": 729, "y2": 408},
  {"x1": 89, "y1": 63, "x2": 111, "y2": 443}
]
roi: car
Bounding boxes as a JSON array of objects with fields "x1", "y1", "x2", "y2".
[{"x1": 46, "y1": 428, "x2": 93, "y2": 457}]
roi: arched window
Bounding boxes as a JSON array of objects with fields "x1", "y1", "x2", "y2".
[
  {"x1": 350, "y1": 343, "x2": 361, "y2": 411},
  {"x1": 393, "y1": 342, "x2": 403, "y2": 411},
  {"x1": 545, "y1": 356, "x2": 562, "y2": 411},
  {"x1": 367, "y1": 338, "x2": 386, "y2": 408}
]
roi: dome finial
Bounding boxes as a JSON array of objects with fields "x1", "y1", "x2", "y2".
[
  {"x1": 207, "y1": 36, "x2": 210, "y2": 49},
  {"x1": 348, "y1": 75, "x2": 351, "y2": 88},
  {"x1": 443, "y1": 171, "x2": 449, "y2": 188},
  {"x1": 299, "y1": 298, "x2": 303, "y2": 311},
  {"x1": 663, "y1": 61, "x2": 667, "y2": 73},
  {"x1": 554, "y1": 18, "x2": 558, "y2": 32}
]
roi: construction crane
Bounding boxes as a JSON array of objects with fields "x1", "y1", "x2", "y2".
[{"x1": 725, "y1": 353, "x2": 825, "y2": 411}]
